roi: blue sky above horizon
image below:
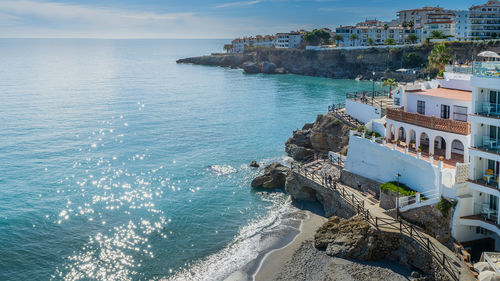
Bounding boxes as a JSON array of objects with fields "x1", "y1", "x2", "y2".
[{"x1": 0, "y1": 0, "x2": 483, "y2": 39}]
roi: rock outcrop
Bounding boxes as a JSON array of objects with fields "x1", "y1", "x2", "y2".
[
  {"x1": 177, "y1": 41, "x2": 500, "y2": 80},
  {"x1": 285, "y1": 114, "x2": 350, "y2": 161},
  {"x1": 251, "y1": 162, "x2": 289, "y2": 189},
  {"x1": 315, "y1": 216, "x2": 400, "y2": 261}
]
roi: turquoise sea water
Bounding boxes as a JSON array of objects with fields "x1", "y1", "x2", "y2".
[{"x1": 0, "y1": 39, "x2": 383, "y2": 280}]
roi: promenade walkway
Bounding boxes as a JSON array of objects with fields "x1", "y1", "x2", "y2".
[{"x1": 290, "y1": 162, "x2": 475, "y2": 281}]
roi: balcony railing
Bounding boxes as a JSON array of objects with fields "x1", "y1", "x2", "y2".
[
  {"x1": 474, "y1": 203, "x2": 499, "y2": 223},
  {"x1": 445, "y1": 65, "x2": 473, "y2": 74},
  {"x1": 473, "y1": 135, "x2": 500, "y2": 154},
  {"x1": 468, "y1": 168, "x2": 500, "y2": 190},
  {"x1": 386, "y1": 108, "x2": 471, "y2": 135},
  {"x1": 475, "y1": 102, "x2": 500, "y2": 117},
  {"x1": 473, "y1": 61, "x2": 500, "y2": 78}
]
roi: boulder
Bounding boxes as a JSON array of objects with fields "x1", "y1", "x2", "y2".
[
  {"x1": 251, "y1": 162, "x2": 289, "y2": 189},
  {"x1": 259, "y1": 61, "x2": 276, "y2": 74},
  {"x1": 249, "y1": 161, "x2": 260, "y2": 168},
  {"x1": 285, "y1": 113, "x2": 350, "y2": 161},
  {"x1": 242, "y1": 61, "x2": 260, "y2": 74}
]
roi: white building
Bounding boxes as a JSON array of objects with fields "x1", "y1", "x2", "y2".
[
  {"x1": 335, "y1": 20, "x2": 421, "y2": 47},
  {"x1": 275, "y1": 31, "x2": 306, "y2": 49},
  {"x1": 397, "y1": 6, "x2": 447, "y2": 28},
  {"x1": 454, "y1": 10, "x2": 470, "y2": 41},
  {"x1": 422, "y1": 20, "x2": 455, "y2": 41},
  {"x1": 453, "y1": 58, "x2": 500, "y2": 252},
  {"x1": 469, "y1": 0, "x2": 500, "y2": 40},
  {"x1": 231, "y1": 35, "x2": 275, "y2": 53}
]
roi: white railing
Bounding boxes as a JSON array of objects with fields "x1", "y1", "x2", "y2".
[{"x1": 398, "y1": 189, "x2": 440, "y2": 212}]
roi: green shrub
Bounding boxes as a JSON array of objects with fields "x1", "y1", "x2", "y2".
[
  {"x1": 380, "y1": 181, "x2": 417, "y2": 196},
  {"x1": 437, "y1": 197, "x2": 453, "y2": 218}
]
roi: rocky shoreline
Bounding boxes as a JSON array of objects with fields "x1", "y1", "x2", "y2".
[
  {"x1": 177, "y1": 41, "x2": 500, "y2": 81},
  {"x1": 248, "y1": 111, "x2": 471, "y2": 281}
]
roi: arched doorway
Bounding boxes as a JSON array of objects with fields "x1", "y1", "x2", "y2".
[
  {"x1": 398, "y1": 126, "x2": 406, "y2": 143},
  {"x1": 434, "y1": 136, "x2": 446, "y2": 159},
  {"x1": 388, "y1": 124, "x2": 395, "y2": 142},
  {"x1": 419, "y1": 132, "x2": 430, "y2": 153},
  {"x1": 408, "y1": 129, "x2": 417, "y2": 150},
  {"x1": 451, "y1": 139, "x2": 465, "y2": 163}
]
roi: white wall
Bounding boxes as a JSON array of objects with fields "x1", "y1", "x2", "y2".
[
  {"x1": 441, "y1": 72, "x2": 472, "y2": 91},
  {"x1": 406, "y1": 92, "x2": 471, "y2": 118},
  {"x1": 345, "y1": 99, "x2": 382, "y2": 124},
  {"x1": 344, "y1": 135, "x2": 456, "y2": 194}
]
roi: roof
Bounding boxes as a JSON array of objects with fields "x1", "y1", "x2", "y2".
[{"x1": 408, "y1": 87, "x2": 472, "y2": 101}]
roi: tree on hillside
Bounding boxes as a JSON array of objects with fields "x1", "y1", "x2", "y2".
[
  {"x1": 349, "y1": 34, "x2": 359, "y2": 46},
  {"x1": 404, "y1": 52, "x2": 424, "y2": 68},
  {"x1": 428, "y1": 42, "x2": 453, "y2": 73},
  {"x1": 223, "y1": 44, "x2": 232, "y2": 53},
  {"x1": 382, "y1": 78, "x2": 398, "y2": 98},
  {"x1": 385, "y1": 38, "x2": 395, "y2": 45},
  {"x1": 430, "y1": 30, "x2": 446, "y2": 39},
  {"x1": 367, "y1": 38, "x2": 375, "y2": 46},
  {"x1": 304, "y1": 29, "x2": 331, "y2": 46},
  {"x1": 407, "y1": 34, "x2": 418, "y2": 44},
  {"x1": 333, "y1": 34, "x2": 344, "y2": 46}
]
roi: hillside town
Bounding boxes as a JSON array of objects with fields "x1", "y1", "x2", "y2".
[{"x1": 228, "y1": 0, "x2": 500, "y2": 53}]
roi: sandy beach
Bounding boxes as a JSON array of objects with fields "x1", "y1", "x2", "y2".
[{"x1": 253, "y1": 211, "x2": 413, "y2": 281}]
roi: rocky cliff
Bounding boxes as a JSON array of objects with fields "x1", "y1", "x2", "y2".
[
  {"x1": 177, "y1": 41, "x2": 500, "y2": 80},
  {"x1": 285, "y1": 113, "x2": 350, "y2": 162}
]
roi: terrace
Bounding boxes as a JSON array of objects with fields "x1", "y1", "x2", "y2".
[
  {"x1": 386, "y1": 107, "x2": 471, "y2": 135},
  {"x1": 473, "y1": 61, "x2": 500, "y2": 78}
]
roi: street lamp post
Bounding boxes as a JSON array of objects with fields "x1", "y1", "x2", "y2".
[
  {"x1": 396, "y1": 173, "x2": 401, "y2": 219},
  {"x1": 372, "y1": 71, "x2": 376, "y2": 100}
]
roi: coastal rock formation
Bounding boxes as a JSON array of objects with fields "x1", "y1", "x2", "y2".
[
  {"x1": 314, "y1": 216, "x2": 400, "y2": 261},
  {"x1": 285, "y1": 114, "x2": 350, "y2": 161},
  {"x1": 251, "y1": 162, "x2": 289, "y2": 189},
  {"x1": 177, "y1": 41, "x2": 500, "y2": 81},
  {"x1": 242, "y1": 61, "x2": 260, "y2": 73},
  {"x1": 259, "y1": 61, "x2": 277, "y2": 74},
  {"x1": 250, "y1": 161, "x2": 260, "y2": 168},
  {"x1": 399, "y1": 204, "x2": 454, "y2": 245}
]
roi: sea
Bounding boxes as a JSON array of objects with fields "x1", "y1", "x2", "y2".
[{"x1": 0, "y1": 39, "x2": 384, "y2": 281}]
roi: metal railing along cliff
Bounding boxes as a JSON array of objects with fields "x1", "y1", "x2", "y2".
[{"x1": 289, "y1": 162, "x2": 463, "y2": 281}]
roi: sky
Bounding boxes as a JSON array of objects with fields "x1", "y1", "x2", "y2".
[{"x1": 0, "y1": 0, "x2": 483, "y2": 39}]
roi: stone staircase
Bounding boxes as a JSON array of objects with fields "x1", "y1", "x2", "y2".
[{"x1": 331, "y1": 109, "x2": 363, "y2": 128}]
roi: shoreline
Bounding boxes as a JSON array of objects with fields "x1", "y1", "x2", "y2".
[{"x1": 253, "y1": 210, "x2": 327, "y2": 281}]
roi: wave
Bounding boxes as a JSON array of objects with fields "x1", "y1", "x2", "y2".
[
  {"x1": 165, "y1": 194, "x2": 305, "y2": 281},
  {"x1": 207, "y1": 165, "x2": 238, "y2": 175}
]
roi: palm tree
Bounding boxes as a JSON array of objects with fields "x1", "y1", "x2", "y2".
[
  {"x1": 385, "y1": 38, "x2": 395, "y2": 45},
  {"x1": 384, "y1": 23, "x2": 389, "y2": 30},
  {"x1": 382, "y1": 78, "x2": 398, "y2": 98},
  {"x1": 402, "y1": 21, "x2": 408, "y2": 28},
  {"x1": 349, "y1": 34, "x2": 359, "y2": 46},
  {"x1": 367, "y1": 38, "x2": 375, "y2": 46},
  {"x1": 408, "y1": 21, "x2": 414, "y2": 29},
  {"x1": 333, "y1": 34, "x2": 344, "y2": 46},
  {"x1": 223, "y1": 44, "x2": 232, "y2": 53},
  {"x1": 430, "y1": 30, "x2": 445, "y2": 39},
  {"x1": 428, "y1": 43, "x2": 453, "y2": 73},
  {"x1": 407, "y1": 34, "x2": 418, "y2": 44}
]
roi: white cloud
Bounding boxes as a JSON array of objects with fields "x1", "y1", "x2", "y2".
[
  {"x1": 0, "y1": 0, "x2": 266, "y2": 38},
  {"x1": 216, "y1": 0, "x2": 262, "y2": 8}
]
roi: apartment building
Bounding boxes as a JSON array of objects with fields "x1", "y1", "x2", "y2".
[
  {"x1": 230, "y1": 35, "x2": 275, "y2": 53},
  {"x1": 453, "y1": 57, "x2": 500, "y2": 252},
  {"x1": 469, "y1": 0, "x2": 500, "y2": 40},
  {"x1": 275, "y1": 31, "x2": 306, "y2": 49},
  {"x1": 454, "y1": 10, "x2": 470, "y2": 41},
  {"x1": 335, "y1": 20, "x2": 421, "y2": 47}
]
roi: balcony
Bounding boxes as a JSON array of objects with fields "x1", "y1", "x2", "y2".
[
  {"x1": 445, "y1": 65, "x2": 473, "y2": 74},
  {"x1": 473, "y1": 135, "x2": 500, "y2": 155},
  {"x1": 473, "y1": 61, "x2": 500, "y2": 78},
  {"x1": 386, "y1": 108, "x2": 471, "y2": 135}
]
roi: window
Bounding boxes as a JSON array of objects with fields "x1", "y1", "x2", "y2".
[
  {"x1": 394, "y1": 98, "x2": 400, "y2": 106},
  {"x1": 417, "y1": 100, "x2": 425, "y2": 114},
  {"x1": 440, "y1": 104, "x2": 450, "y2": 119},
  {"x1": 453, "y1": 106, "x2": 468, "y2": 121}
]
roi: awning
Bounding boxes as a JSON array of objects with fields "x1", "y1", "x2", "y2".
[{"x1": 478, "y1": 51, "x2": 500, "y2": 58}]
